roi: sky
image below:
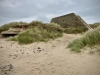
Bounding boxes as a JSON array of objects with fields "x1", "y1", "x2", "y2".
[{"x1": 0, "y1": 0, "x2": 100, "y2": 26}]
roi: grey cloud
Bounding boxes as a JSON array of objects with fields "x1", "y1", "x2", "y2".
[{"x1": 0, "y1": 0, "x2": 100, "y2": 26}]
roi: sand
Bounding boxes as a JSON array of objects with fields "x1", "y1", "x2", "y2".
[{"x1": 0, "y1": 34, "x2": 100, "y2": 75}]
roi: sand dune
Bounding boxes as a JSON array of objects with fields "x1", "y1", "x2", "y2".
[{"x1": 0, "y1": 34, "x2": 100, "y2": 75}]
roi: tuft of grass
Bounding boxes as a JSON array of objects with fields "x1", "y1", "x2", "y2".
[
  {"x1": 68, "y1": 26, "x2": 100, "y2": 52},
  {"x1": 82, "y1": 30, "x2": 100, "y2": 46},
  {"x1": 68, "y1": 38, "x2": 85, "y2": 53}
]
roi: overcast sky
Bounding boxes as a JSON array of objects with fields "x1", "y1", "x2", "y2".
[{"x1": 0, "y1": 0, "x2": 100, "y2": 26}]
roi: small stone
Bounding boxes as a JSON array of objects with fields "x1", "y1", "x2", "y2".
[
  {"x1": 33, "y1": 51, "x2": 35, "y2": 53},
  {"x1": 15, "y1": 55, "x2": 18, "y2": 57},
  {"x1": 22, "y1": 52, "x2": 24, "y2": 54},
  {"x1": 0, "y1": 46, "x2": 3, "y2": 48},
  {"x1": 7, "y1": 73, "x2": 10, "y2": 75},
  {"x1": 4, "y1": 72, "x2": 7, "y2": 74},
  {"x1": 1, "y1": 64, "x2": 13, "y2": 72},
  {"x1": 37, "y1": 50, "x2": 41, "y2": 52},
  {"x1": 27, "y1": 62, "x2": 30, "y2": 63},
  {"x1": 38, "y1": 47, "x2": 41, "y2": 49},
  {"x1": 13, "y1": 57, "x2": 16, "y2": 59},
  {"x1": 9, "y1": 64, "x2": 13, "y2": 70}
]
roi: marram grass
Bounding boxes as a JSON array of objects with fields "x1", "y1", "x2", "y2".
[
  {"x1": 0, "y1": 22, "x2": 27, "y2": 33},
  {"x1": 68, "y1": 26, "x2": 100, "y2": 52},
  {"x1": 9, "y1": 23, "x2": 63, "y2": 44}
]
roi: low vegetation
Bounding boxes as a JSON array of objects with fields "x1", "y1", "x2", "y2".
[
  {"x1": 1, "y1": 21, "x2": 100, "y2": 45},
  {"x1": 64, "y1": 27, "x2": 85, "y2": 34},
  {"x1": 89, "y1": 22, "x2": 100, "y2": 29},
  {"x1": 8, "y1": 22, "x2": 63, "y2": 44},
  {"x1": 0, "y1": 22, "x2": 27, "y2": 33},
  {"x1": 68, "y1": 26, "x2": 100, "y2": 52},
  {"x1": 0, "y1": 21, "x2": 87, "y2": 34}
]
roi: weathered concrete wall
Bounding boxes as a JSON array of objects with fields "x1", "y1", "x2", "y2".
[{"x1": 51, "y1": 13, "x2": 90, "y2": 30}]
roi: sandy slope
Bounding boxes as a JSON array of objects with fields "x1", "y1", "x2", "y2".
[{"x1": 0, "y1": 34, "x2": 100, "y2": 75}]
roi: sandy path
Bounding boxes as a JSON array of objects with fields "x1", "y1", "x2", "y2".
[{"x1": 0, "y1": 34, "x2": 100, "y2": 75}]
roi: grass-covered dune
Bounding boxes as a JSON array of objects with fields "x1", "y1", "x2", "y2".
[
  {"x1": 1, "y1": 21, "x2": 100, "y2": 45},
  {"x1": 68, "y1": 26, "x2": 100, "y2": 52},
  {"x1": 0, "y1": 21, "x2": 87, "y2": 44},
  {"x1": 7, "y1": 21, "x2": 64, "y2": 44},
  {"x1": 0, "y1": 22, "x2": 28, "y2": 33}
]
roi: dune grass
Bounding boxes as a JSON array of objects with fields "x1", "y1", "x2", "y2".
[
  {"x1": 18, "y1": 28, "x2": 62, "y2": 44},
  {"x1": 9, "y1": 22, "x2": 63, "y2": 44},
  {"x1": 0, "y1": 22, "x2": 28, "y2": 33},
  {"x1": 68, "y1": 26, "x2": 100, "y2": 52},
  {"x1": 3, "y1": 21, "x2": 99, "y2": 45},
  {"x1": 64, "y1": 27, "x2": 85, "y2": 34},
  {"x1": 90, "y1": 22, "x2": 100, "y2": 29}
]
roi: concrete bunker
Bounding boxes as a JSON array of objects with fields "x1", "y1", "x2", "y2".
[
  {"x1": 1, "y1": 28, "x2": 20, "y2": 37},
  {"x1": 51, "y1": 13, "x2": 92, "y2": 30},
  {"x1": 1, "y1": 24, "x2": 29, "y2": 37}
]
